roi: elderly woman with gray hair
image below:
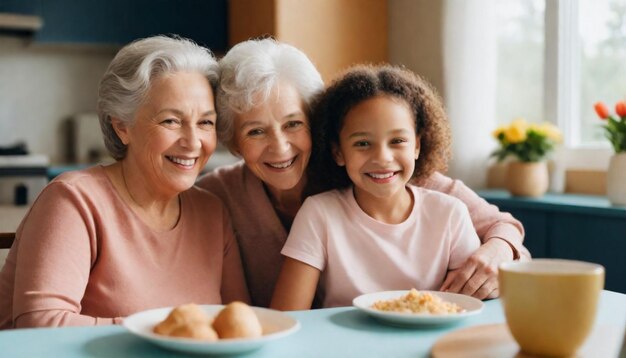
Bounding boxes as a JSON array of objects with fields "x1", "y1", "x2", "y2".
[
  {"x1": 197, "y1": 39, "x2": 530, "y2": 308},
  {"x1": 0, "y1": 36, "x2": 249, "y2": 329}
]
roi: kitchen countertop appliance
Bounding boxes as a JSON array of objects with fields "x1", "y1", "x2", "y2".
[{"x1": 0, "y1": 154, "x2": 48, "y2": 206}]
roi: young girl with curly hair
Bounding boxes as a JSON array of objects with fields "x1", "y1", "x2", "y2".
[{"x1": 271, "y1": 64, "x2": 481, "y2": 309}]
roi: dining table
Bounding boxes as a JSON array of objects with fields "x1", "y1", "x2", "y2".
[{"x1": 0, "y1": 290, "x2": 624, "y2": 357}]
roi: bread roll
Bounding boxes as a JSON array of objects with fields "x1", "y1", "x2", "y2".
[
  {"x1": 169, "y1": 322, "x2": 219, "y2": 341},
  {"x1": 212, "y1": 301, "x2": 262, "y2": 339},
  {"x1": 153, "y1": 303, "x2": 209, "y2": 336}
]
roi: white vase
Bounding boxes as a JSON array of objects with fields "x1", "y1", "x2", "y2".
[{"x1": 607, "y1": 152, "x2": 626, "y2": 205}]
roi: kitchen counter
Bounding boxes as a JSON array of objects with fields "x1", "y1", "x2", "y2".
[
  {"x1": 48, "y1": 151, "x2": 240, "y2": 180},
  {"x1": 0, "y1": 204, "x2": 30, "y2": 265},
  {"x1": 47, "y1": 164, "x2": 91, "y2": 180},
  {"x1": 3, "y1": 152, "x2": 241, "y2": 264}
]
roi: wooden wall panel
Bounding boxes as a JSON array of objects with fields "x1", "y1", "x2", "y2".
[
  {"x1": 228, "y1": 0, "x2": 276, "y2": 47},
  {"x1": 276, "y1": 0, "x2": 387, "y2": 81},
  {"x1": 228, "y1": 0, "x2": 388, "y2": 82}
]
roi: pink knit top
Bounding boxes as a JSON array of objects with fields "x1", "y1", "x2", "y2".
[{"x1": 0, "y1": 166, "x2": 249, "y2": 329}]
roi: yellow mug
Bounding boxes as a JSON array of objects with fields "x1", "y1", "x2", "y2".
[{"x1": 499, "y1": 259, "x2": 605, "y2": 357}]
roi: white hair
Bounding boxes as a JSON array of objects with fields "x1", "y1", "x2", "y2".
[
  {"x1": 216, "y1": 39, "x2": 324, "y2": 153},
  {"x1": 97, "y1": 35, "x2": 219, "y2": 160}
]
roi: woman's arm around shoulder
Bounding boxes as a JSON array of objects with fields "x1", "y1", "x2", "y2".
[
  {"x1": 444, "y1": 199, "x2": 501, "y2": 299},
  {"x1": 422, "y1": 172, "x2": 530, "y2": 260},
  {"x1": 422, "y1": 172, "x2": 530, "y2": 300}
]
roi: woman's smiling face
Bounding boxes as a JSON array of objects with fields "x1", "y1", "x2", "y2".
[
  {"x1": 233, "y1": 82, "x2": 312, "y2": 193},
  {"x1": 115, "y1": 71, "x2": 217, "y2": 197}
]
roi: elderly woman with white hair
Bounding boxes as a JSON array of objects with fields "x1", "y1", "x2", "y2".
[
  {"x1": 197, "y1": 39, "x2": 530, "y2": 308},
  {"x1": 0, "y1": 35, "x2": 249, "y2": 329}
]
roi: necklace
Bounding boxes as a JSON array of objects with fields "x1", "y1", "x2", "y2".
[{"x1": 120, "y1": 162, "x2": 142, "y2": 208}]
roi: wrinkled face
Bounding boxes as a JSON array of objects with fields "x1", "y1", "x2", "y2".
[
  {"x1": 114, "y1": 71, "x2": 217, "y2": 196},
  {"x1": 233, "y1": 82, "x2": 311, "y2": 193},
  {"x1": 334, "y1": 95, "x2": 420, "y2": 203}
]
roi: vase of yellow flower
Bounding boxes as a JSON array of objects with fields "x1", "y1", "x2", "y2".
[
  {"x1": 492, "y1": 119, "x2": 561, "y2": 197},
  {"x1": 505, "y1": 161, "x2": 549, "y2": 197},
  {"x1": 594, "y1": 100, "x2": 626, "y2": 205}
]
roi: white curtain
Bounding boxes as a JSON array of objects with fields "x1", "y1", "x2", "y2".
[{"x1": 442, "y1": 0, "x2": 498, "y2": 189}]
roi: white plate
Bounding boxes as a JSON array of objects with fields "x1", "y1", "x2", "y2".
[
  {"x1": 352, "y1": 290, "x2": 484, "y2": 326},
  {"x1": 123, "y1": 305, "x2": 300, "y2": 355}
]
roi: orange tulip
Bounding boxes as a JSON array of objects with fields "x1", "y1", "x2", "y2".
[
  {"x1": 616, "y1": 101, "x2": 626, "y2": 118},
  {"x1": 594, "y1": 102, "x2": 610, "y2": 119}
]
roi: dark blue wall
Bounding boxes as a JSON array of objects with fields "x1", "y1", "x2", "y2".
[{"x1": 0, "y1": 0, "x2": 227, "y2": 50}]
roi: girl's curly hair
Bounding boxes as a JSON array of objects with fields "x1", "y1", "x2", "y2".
[{"x1": 307, "y1": 64, "x2": 451, "y2": 195}]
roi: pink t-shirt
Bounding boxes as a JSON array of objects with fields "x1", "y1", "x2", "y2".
[
  {"x1": 281, "y1": 184, "x2": 481, "y2": 308},
  {"x1": 0, "y1": 166, "x2": 249, "y2": 329}
]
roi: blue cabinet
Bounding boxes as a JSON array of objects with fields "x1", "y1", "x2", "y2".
[
  {"x1": 479, "y1": 190, "x2": 626, "y2": 294},
  {"x1": 0, "y1": 0, "x2": 38, "y2": 14},
  {"x1": 0, "y1": 0, "x2": 227, "y2": 50}
]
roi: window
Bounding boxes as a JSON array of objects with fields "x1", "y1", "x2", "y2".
[
  {"x1": 496, "y1": 0, "x2": 626, "y2": 150},
  {"x1": 496, "y1": 0, "x2": 545, "y2": 127},
  {"x1": 578, "y1": 0, "x2": 626, "y2": 145}
]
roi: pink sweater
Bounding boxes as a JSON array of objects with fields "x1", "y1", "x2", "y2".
[
  {"x1": 197, "y1": 162, "x2": 529, "y2": 307},
  {"x1": 0, "y1": 166, "x2": 249, "y2": 329}
]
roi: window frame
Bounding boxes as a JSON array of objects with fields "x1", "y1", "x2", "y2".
[{"x1": 544, "y1": 0, "x2": 613, "y2": 169}]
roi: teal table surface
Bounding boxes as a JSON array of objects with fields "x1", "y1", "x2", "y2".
[{"x1": 0, "y1": 291, "x2": 624, "y2": 357}]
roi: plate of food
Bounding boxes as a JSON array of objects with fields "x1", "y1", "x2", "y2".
[
  {"x1": 123, "y1": 302, "x2": 300, "y2": 355},
  {"x1": 352, "y1": 289, "x2": 484, "y2": 326}
]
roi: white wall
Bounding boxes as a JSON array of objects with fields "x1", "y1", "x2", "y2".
[
  {"x1": 441, "y1": 0, "x2": 497, "y2": 189},
  {"x1": 0, "y1": 37, "x2": 116, "y2": 163},
  {"x1": 389, "y1": 0, "x2": 497, "y2": 189}
]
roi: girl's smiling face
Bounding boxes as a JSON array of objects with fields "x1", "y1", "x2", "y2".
[{"x1": 333, "y1": 95, "x2": 420, "y2": 206}]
